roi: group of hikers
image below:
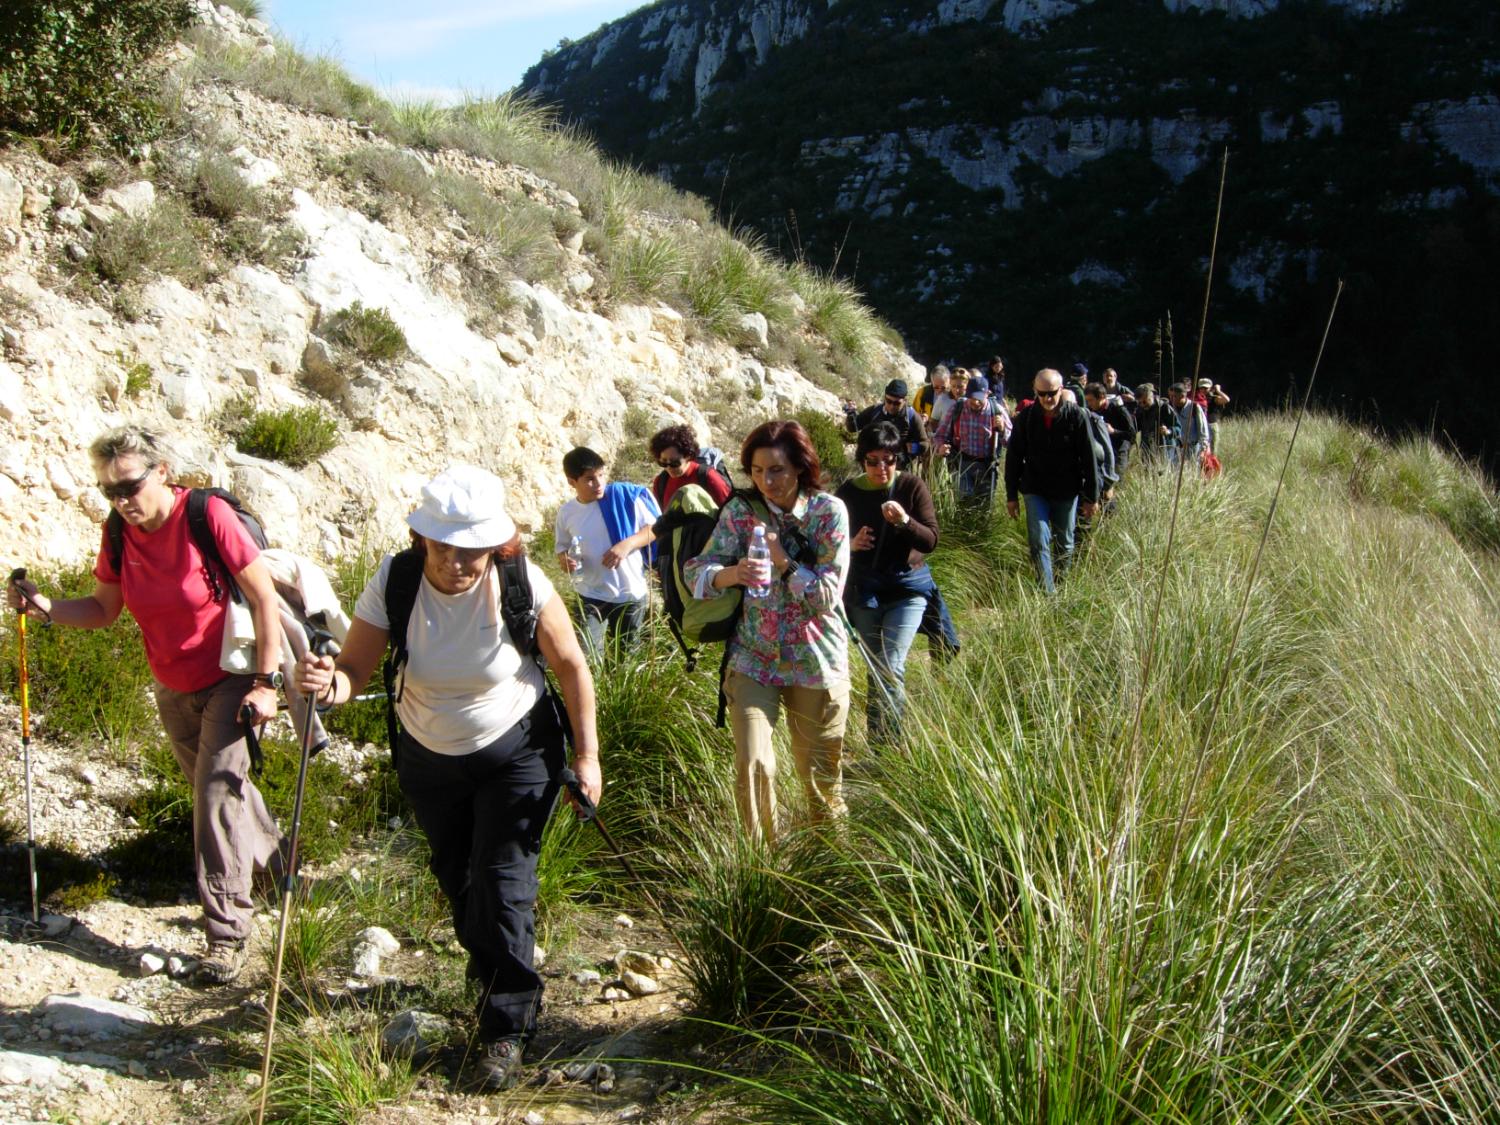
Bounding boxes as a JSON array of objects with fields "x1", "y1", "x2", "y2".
[{"x1": 4, "y1": 363, "x2": 1228, "y2": 1088}]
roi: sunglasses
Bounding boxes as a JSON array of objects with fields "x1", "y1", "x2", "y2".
[
  {"x1": 1035, "y1": 390, "x2": 1060, "y2": 400},
  {"x1": 658, "y1": 458, "x2": 683, "y2": 470},
  {"x1": 99, "y1": 469, "x2": 154, "y2": 501},
  {"x1": 864, "y1": 455, "x2": 897, "y2": 468},
  {"x1": 884, "y1": 397, "x2": 904, "y2": 407}
]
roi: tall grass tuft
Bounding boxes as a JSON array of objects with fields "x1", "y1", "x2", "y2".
[{"x1": 253, "y1": 1019, "x2": 418, "y2": 1124}]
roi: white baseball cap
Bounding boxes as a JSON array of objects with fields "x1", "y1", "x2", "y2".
[{"x1": 405, "y1": 464, "x2": 516, "y2": 548}]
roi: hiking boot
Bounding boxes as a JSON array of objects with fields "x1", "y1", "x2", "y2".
[
  {"x1": 195, "y1": 939, "x2": 248, "y2": 985},
  {"x1": 471, "y1": 1036, "x2": 524, "y2": 1091}
]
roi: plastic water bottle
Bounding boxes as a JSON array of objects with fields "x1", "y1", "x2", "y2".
[
  {"x1": 745, "y1": 526, "x2": 771, "y2": 599},
  {"x1": 566, "y1": 535, "x2": 584, "y2": 584}
]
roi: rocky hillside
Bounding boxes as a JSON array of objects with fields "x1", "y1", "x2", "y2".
[
  {"x1": 0, "y1": 0, "x2": 917, "y2": 569},
  {"x1": 523, "y1": 0, "x2": 1500, "y2": 467}
]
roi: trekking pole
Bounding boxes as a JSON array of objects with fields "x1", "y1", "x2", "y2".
[
  {"x1": 9, "y1": 568, "x2": 44, "y2": 925},
  {"x1": 559, "y1": 767, "x2": 691, "y2": 958},
  {"x1": 255, "y1": 618, "x2": 339, "y2": 1125}
]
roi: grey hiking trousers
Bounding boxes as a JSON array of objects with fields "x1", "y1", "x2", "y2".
[{"x1": 153, "y1": 674, "x2": 287, "y2": 943}]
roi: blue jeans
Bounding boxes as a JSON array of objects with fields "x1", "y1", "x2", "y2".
[
  {"x1": 1022, "y1": 494, "x2": 1079, "y2": 594},
  {"x1": 954, "y1": 454, "x2": 997, "y2": 506},
  {"x1": 848, "y1": 571, "x2": 931, "y2": 741}
]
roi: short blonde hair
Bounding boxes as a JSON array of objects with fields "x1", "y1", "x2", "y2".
[{"x1": 89, "y1": 426, "x2": 173, "y2": 472}]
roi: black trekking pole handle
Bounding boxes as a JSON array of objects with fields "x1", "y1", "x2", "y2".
[
  {"x1": 8, "y1": 568, "x2": 52, "y2": 625},
  {"x1": 559, "y1": 766, "x2": 598, "y2": 823}
]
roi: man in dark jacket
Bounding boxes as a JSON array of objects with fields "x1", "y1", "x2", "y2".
[
  {"x1": 1085, "y1": 382, "x2": 1138, "y2": 480},
  {"x1": 1132, "y1": 383, "x2": 1175, "y2": 466},
  {"x1": 845, "y1": 379, "x2": 928, "y2": 467},
  {"x1": 1004, "y1": 369, "x2": 1100, "y2": 593}
]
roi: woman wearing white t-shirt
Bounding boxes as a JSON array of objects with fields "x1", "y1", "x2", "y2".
[{"x1": 294, "y1": 465, "x2": 601, "y2": 1092}]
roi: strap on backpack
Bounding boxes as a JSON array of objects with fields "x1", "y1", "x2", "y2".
[
  {"x1": 186, "y1": 488, "x2": 258, "y2": 604},
  {"x1": 381, "y1": 548, "x2": 426, "y2": 768}
]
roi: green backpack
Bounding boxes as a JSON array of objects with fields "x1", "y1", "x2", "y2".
[{"x1": 655, "y1": 487, "x2": 777, "y2": 726}]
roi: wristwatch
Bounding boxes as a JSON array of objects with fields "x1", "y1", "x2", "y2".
[{"x1": 252, "y1": 671, "x2": 284, "y2": 689}]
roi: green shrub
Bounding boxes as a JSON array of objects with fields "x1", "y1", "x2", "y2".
[
  {"x1": 235, "y1": 405, "x2": 340, "y2": 467},
  {"x1": 794, "y1": 407, "x2": 852, "y2": 485},
  {"x1": 435, "y1": 174, "x2": 556, "y2": 276},
  {"x1": 322, "y1": 301, "x2": 408, "y2": 364},
  {"x1": 340, "y1": 147, "x2": 436, "y2": 211},
  {"x1": 0, "y1": 0, "x2": 193, "y2": 148},
  {"x1": 86, "y1": 196, "x2": 208, "y2": 286},
  {"x1": 191, "y1": 151, "x2": 270, "y2": 221},
  {"x1": 123, "y1": 360, "x2": 152, "y2": 397},
  {"x1": 610, "y1": 235, "x2": 685, "y2": 303}
]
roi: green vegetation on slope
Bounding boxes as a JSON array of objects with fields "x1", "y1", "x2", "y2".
[{"x1": 3, "y1": 413, "x2": 1498, "y2": 1116}]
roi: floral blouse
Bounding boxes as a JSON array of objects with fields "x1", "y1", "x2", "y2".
[{"x1": 683, "y1": 490, "x2": 850, "y2": 689}]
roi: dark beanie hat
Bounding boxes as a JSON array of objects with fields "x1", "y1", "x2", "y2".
[
  {"x1": 1071, "y1": 362, "x2": 1088, "y2": 377},
  {"x1": 885, "y1": 379, "x2": 909, "y2": 399}
]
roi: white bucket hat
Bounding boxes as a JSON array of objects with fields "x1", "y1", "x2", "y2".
[{"x1": 406, "y1": 465, "x2": 516, "y2": 548}]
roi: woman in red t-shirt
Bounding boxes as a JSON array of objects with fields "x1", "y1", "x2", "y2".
[
  {"x1": 6, "y1": 427, "x2": 285, "y2": 986},
  {"x1": 648, "y1": 423, "x2": 732, "y2": 509}
]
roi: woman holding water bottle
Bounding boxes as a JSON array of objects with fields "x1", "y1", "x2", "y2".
[{"x1": 684, "y1": 420, "x2": 851, "y2": 845}]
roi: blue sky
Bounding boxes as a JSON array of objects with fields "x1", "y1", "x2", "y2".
[{"x1": 261, "y1": 0, "x2": 647, "y2": 102}]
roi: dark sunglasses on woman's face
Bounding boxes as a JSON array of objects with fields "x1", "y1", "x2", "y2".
[
  {"x1": 864, "y1": 455, "x2": 897, "y2": 468},
  {"x1": 99, "y1": 470, "x2": 154, "y2": 501},
  {"x1": 658, "y1": 458, "x2": 683, "y2": 470}
]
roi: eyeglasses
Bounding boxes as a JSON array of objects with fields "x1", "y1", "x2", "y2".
[
  {"x1": 1035, "y1": 390, "x2": 1060, "y2": 400},
  {"x1": 864, "y1": 455, "x2": 897, "y2": 468},
  {"x1": 99, "y1": 469, "x2": 154, "y2": 501},
  {"x1": 658, "y1": 458, "x2": 683, "y2": 470}
]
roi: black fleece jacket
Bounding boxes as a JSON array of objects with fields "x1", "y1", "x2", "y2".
[{"x1": 1004, "y1": 402, "x2": 1101, "y2": 503}]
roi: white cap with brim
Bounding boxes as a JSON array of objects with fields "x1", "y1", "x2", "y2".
[{"x1": 405, "y1": 464, "x2": 516, "y2": 548}]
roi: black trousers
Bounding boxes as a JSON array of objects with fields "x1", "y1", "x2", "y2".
[{"x1": 396, "y1": 695, "x2": 565, "y2": 1040}]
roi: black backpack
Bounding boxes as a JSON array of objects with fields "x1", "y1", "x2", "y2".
[
  {"x1": 380, "y1": 545, "x2": 567, "y2": 764},
  {"x1": 107, "y1": 488, "x2": 268, "y2": 605}
]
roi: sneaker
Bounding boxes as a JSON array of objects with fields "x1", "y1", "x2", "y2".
[
  {"x1": 195, "y1": 939, "x2": 248, "y2": 985},
  {"x1": 471, "y1": 1036, "x2": 524, "y2": 1091}
]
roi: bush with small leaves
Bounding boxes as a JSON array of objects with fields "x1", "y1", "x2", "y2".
[
  {"x1": 123, "y1": 361, "x2": 152, "y2": 397},
  {"x1": 235, "y1": 405, "x2": 340, "y2": 468},
  {"x1": 86, "y1": 196, "x2": 208, "y2": 287},
  {"x1": 0, "y1": 0, "x2": 194, "y2": 149},
  {"x1": 322, "y1": 302, "x2": 408, "y2": 364}
]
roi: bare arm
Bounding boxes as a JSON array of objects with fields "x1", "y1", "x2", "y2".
[
  {"x1": 534, "y1": 592, "x2": 602, "y2": 808},
  {"x1": 292, "y1": 614, "x2": 389, "y2": 705},
  {"x1": 602, "y1": 524, "x2": 655, "y2": 569},
  {"x1": 5, "y1": 578, "x2": 125, "y2": 628}
]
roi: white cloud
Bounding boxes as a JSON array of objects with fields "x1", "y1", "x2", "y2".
[
  {"x1": 347, "y1": 0, "x2": 621, "y2": 58},
  {"x1": 379, "y1": 80, "x2": 470, "y2": 107}
]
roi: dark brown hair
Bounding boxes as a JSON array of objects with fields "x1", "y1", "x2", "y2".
[
  {"x1": 741, "y1": 420, "x2": 823, "y2": 495},
  {"x1": 649, "y1": 423, "x2": 700, "y2": 462}
]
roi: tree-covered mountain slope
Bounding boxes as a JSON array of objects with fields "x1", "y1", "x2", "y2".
[{"x1": 523, "y1": 0, "x2": 1500, "y2": 466}]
